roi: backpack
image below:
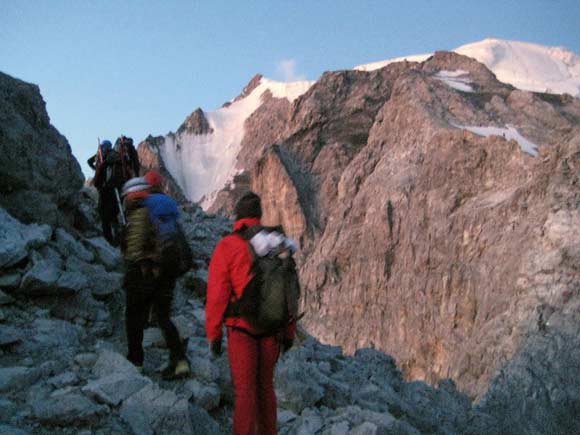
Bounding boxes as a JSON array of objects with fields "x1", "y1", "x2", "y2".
[
  {"x1": 143, "y1": 193, "x2": 193, "y2": 278},
  {"x1": 102, "y1": 149, "x2": 126, "y2": 189},
  {"x1": 227, "y1": 226, "x2": 301, "y2": 334}
]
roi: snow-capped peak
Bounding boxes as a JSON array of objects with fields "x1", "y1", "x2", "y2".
[
  {"x1": 355, "y1": 38, "x2": 580, "y2": 96},
  {"x1": 159, "y1": 76, "x2": 314, "y2": 207}
]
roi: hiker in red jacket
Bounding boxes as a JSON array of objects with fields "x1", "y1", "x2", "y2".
[{"x1": 206, "y1": 192, "x2": 296, "y2": 435}]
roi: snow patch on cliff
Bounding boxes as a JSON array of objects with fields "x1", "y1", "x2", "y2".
[
  {"x1": 160, "y1": 77, "x2": 313, "y2": 208},
  {"x1": 435, "y1": 70, "x2": 474, "y2": 92},
  {"x1": 453, "y1": 123, "x2": 539, "y2": 156}
]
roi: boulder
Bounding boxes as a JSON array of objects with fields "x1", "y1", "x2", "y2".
[
  {"x1": 0, "y1": 207, "x2": 51, "y2": 269},
  {"x1": 74, "y1": 352, "x2": 98, "y2": 368},
  {"x1": 24, "y1": 319, "x2": 84, "y2": 358},
  {"x1": 0, "y1": 366, "x2": 41, "y2": 393},
  {"x1": 31, "y1": 390, "x2": 108, "y2": 425},
  {"x1": 84, "y1": 237, "x2": 121, "y2": 270},
  {"x1": 92, "y1": 348, "x2": 140, "y2": 378},
  {"x1": 47, "y1": 371, "x2": 79, "y2": 389},
  {"x1": 181, "y1": 379, "x2": 221, "y2": 410},
  {"x1": 51, "y1": 289, "x2": 108, "y2": 322},
  {"x1": 54, "y1": 228, "x2": 95, "y2": 263},
  {"x1": 64, "y1": 256, "x2": 122, "y2": 299},
  {"x1": 82, "y1": 372, "x2": 151, "y2": 406},
  {"x1": 0, "y1": 325, "x2": 24, "y2": 347},
  {"x1": 0, "y1": 398, "x2": 17, "y2": 422},
  {"x1": 120, "y1": 383, "x2": 202, "y2": 435},
  {"x1": 19, "y1": 260, "x2": 63, "y2": 296},
  {"x1": 0, "y1": 425, "x2": 30, "y2": 435},
  {"x1": 276, "y1": 360, "x2": 325, "y2": 414},
  {"x1": 0, "y1": 273, "x2": 21, "y2": 291}
]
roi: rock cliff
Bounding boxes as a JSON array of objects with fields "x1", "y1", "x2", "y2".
[{"x1": 0, "y1": 72, "x2": 84, "y2": 226}]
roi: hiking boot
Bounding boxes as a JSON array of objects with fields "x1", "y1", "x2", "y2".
[{"x1": 161, "y1": 359, "x2": 191, "y2": 380}]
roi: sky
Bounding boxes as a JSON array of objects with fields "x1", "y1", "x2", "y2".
[{"x1": 1, "y1": 0, "x2": 579, "y2": 177}]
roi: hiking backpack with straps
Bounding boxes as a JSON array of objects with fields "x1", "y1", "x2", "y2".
[
  {"x1": 143, "y1": 193, "x2": 193, "y2": 278},
  {"x1": 227, "y1": 226, "x2": 301, "y2": 334}
]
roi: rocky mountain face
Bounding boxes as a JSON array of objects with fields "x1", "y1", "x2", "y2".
[
  {"x1": 242, "y1": 53, "x2": 580, "y2": 387},
  {"x1": 0, "y1": 72, "x2": 84, "y2": 227},
  {"x1": 155, "y1": 50, "x2": 580, "y2": 432},
  {"x1": 136, "y1": 135, "x2": 188, "y2": 203},
  {"x1": 3, "y1": 52, "x2": 580, "y2": 433}
]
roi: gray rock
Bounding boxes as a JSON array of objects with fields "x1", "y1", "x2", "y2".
[
  {"x1": 0, "y1": 398, "x2": 17, "y2": 422},
  {"x1": 85, "y1": 237, "x2": 121, "y2": 270},
  {"x1": 75, "y1": 352, "x2": 98, "y2": 368},
  {"x1": 278, "y1": 409, "x2": 298, "y2": 425},
  {"x1": 182, "y1": 379, "x2": 220, "y2": 410},
  {"x1": 24, "y1": 319, "x2": 84, "y2": 358},
  {"x1": 89, "y1": 266, "x2": 122, "y2": 299},
  {"x1": 54, "y1": 228, "x2": 95, "y2": 263},
  {"x1": 93, "y1": 348, "x2": 140, "y2": 378},
  {"x1": 19, "y1": 260, "x2": 62, "y2": 296},
  {"x1": 189, "y1": 355, "x2": 220, "y2": 383},
  {"x1": 0, "y1": 289, "x2": 15, "y2": 305},
  {"x1": 289, "y1": 414, "x2": 324, "y2": 435},
  {"x1": 0, "y1": 274, "x2": 21, "y2": 291},
  {"x1": 188, "y1": 405, "x2": 223, "y2": 435},
  {"x1": 63, "y1": 257, "x2": 122, "y2": 299},
  {"x1": 82, "y1": 373, "x2": 151, "y2": 406},
  {"x1": 0, "y1": 366, "x2": 41, "y2": 393},
  {"x1": 350, "y1": 422, "x2": 378, "y2": 435},
  {"x1": 47, "y1": 371, "x2": 79, "y2": 389},
  {"x1": 51, "y1": 289, "x2": 107, "y2": 322},
  {"x1": 276, "y1": 360, "x2": 325, "y2": 414},
  {"x1": 120, "y1": 383, "x2": 197, "y2": 435},
  {"x1": 0, "y1": 325, "x2": 23, "y2": 346},
  {"x1": 0, "y1": 207, "x2": 52, "y2": 269},
  {"x1": 0, "y1": 425, "x2": 30, "y2": 435},
  {"x1": 55, "y1": 270, "x2": 88, "y2": 293},
  {"x1": 144, "y1": 315, "x2": 196, "y2": 348},
  {"x1": 31, "y1": 391, "x2": 108, "y2": 425},
  {"x1": 326, "y1": 421, "x2": 350, "y2": 435}
]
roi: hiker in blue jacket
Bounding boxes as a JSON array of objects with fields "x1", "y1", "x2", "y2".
[{"x1": 122, "y1": 170, "x2": 190, "y2": 380}]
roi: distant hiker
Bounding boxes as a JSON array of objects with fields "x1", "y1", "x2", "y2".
[
  {"x1": 89, "y1": 136, "x2": 141, "y2": 245},
  {"x1": 121, "y1": 170, "x2": 192, "y2": 380},
  {"x1": 88, "y1": 139, "x2": 121, "y2": 245},
  {"x1": 114, "y1": 135, "x2": 141, "y2": 180},
  {"x1": 206, "y1": 192, "x2": 300, "y2": 435}
]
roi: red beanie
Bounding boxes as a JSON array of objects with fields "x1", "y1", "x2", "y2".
[{"x1": 144, "y1": 170, "x2": 164, "y2": 187}]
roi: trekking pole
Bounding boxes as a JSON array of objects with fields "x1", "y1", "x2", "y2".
[
  {"x1": 114, "y1": 188, "x2": 127, "y2": 226},
  {"x1": 97, "y1": 137, "x2": 103, "y2": 167}
]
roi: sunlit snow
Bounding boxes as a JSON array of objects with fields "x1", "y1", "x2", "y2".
[
  {"x1": 435, "y1": 70, "x2": 474, "y2": 92},
  {"x1": 355, "y1": 38, "x2": 580, "y2": 97},
  {"x1": 160, "y1": 78, "x2": 313, "y2": 208},
  {"x1": 452, "y1": 123, "x2": 539, "y2": 156}
]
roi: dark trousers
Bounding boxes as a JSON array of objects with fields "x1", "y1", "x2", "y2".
[
  {"x1": 124, "y1": 264, "x2": 185, "y2": 366},
  {"x1": 98, "y1": 188, "x2": 118, "y2": 245}
]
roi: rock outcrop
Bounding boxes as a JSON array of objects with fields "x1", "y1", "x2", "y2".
[
  {"x1": 137, "y1": 135, "x2": 188, "y2": 203},
  {"x1": 0, "y1": 71, "x2": 84, "y2": 226}
]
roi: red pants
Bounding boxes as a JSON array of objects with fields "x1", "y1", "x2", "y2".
[{"x1": 227, "y1": 327, "x2": 280, "y2": 435}]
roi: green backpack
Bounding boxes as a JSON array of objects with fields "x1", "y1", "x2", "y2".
[{"x1": 226, "y1": 226, "x2": 300, "y2": 334}]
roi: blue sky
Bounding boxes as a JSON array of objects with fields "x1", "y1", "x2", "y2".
[{"x1": 1, "y1": 0, "x2": 579, "y2": 176}]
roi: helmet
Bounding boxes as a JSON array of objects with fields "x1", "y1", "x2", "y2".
[{"x1": 100, "y1": 140, "x2": 112, "y2": 152}]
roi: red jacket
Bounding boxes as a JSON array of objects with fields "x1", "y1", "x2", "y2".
[{"x1": 205, "y1": 217, "x2": 296, "y2": 342}]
